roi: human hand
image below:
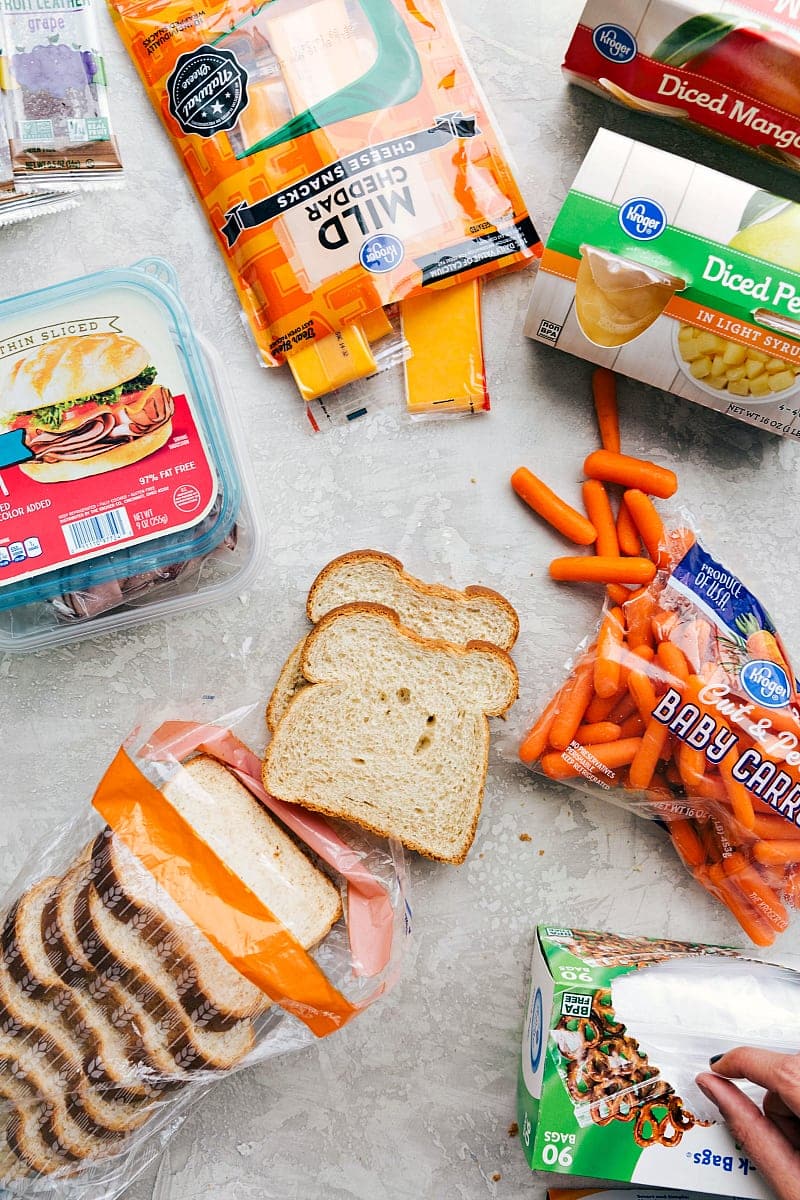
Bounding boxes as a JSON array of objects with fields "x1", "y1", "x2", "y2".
[{"x1": 697, "y1": 1049, "x2": 800, "y2": 1200}]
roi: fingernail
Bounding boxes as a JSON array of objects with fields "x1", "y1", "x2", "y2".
[{"x1": 709, "y1": 1054, "x2": 724, "y2": 1065}]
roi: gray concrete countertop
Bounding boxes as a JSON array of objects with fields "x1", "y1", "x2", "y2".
[{"x1": 3, "y1": 2, "x2": 800, "y2": 1197}]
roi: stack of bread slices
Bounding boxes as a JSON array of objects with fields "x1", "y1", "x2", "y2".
[
  {"x1": 263, "y1": 552, "x2": 520, "y2": 865},
  {"x1": 0, "y1": 757, "x2": 341, "y2": 1182}
]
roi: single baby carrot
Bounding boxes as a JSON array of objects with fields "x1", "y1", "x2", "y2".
[
  {"x1": 550, "y1": 557, "x2": 657, "y2": 586},
  {"x1": 592, "y1": 368, "x2": 621, "y2": 454},
  {"x1": 609, "y1": 693, "x2": 638, "y2": 725},
  {"x1": 625, "y1": 591, "x2": 656, "y2": 650},
  {"x1": 629, "y1": 720, "x2": 670, "y2": 790},
  {"x1": 584, "y1": 450, "x2": 678, "y2": 499},
  {"x1": 607, "y1": 583, "x2": 632, "y2": 605},
  {"x1": 585, "y1": 690, "x2": 624, "y2": 724},
  {"x1": 670, "y1": 819, "x2": 706, "y2": 870},
  {"x1": 540, "y1": 737, "x2": 643, "y2": 780},
  {"x1": 617, "y1": 500, "x2": 642, "y2": 556},
  {"x1": 519, "y1": 691, "x2": 562, "y2": 765},
  {"x1": 624, "y1": 489, "x2": 668, "y2": 567},
  {"x1": 511, "y1": 468, "x2": 597, "y2": 546},
  {"x1": 595, "y1": 607, "x2": 624, "y2": 699},
  {"x1": 753, "y1": 841, "x2": 800, "y2": 866},
  {"x1": 678, "y1": 742, "x2": 707, "y2": 790},
  {"x1": 583, "y1": 480, "x2": 620, "y2": 557},
  {"x1": 718, "y1": 756, "x2": 756, "y2": 831},
  {"x1": 550, "y1": 657, "x2": 596, "y2": 751},
  {"x1": 753, "y1": 814, "x2": 800, "y2": 842},
  {"x1": 576, "y1": 722, "x2": 622, "y2": 745},
  {"x1": 628, "y1": 669, "x2": 657, "y2": 725},
  {"x1": 619, "y1": 713, "x2": 646, "y2": 738},
  {"x1": 656, "y1": 641, "x2": 691, "y2": 685}
]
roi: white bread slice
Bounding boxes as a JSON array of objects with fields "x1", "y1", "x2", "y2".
[
  {"x1": 3, "y1": 877, "x2": 63, "y2": 1001},
  {"x1": 159, "y1": 756, "x2": 342, "y2": 950},
  {"x1": 89, "y1": 830, "x2": 268, "y2": 1027},
  {"x1": 266, "y1": 639, "x2": 308, "y2": 734},
  {"x1": 263, "y1": 604, "x2": 519, "y2": 864},
  {"x1": 266, "y1": 550, "x2": 519, "y2": 731},
  {"x1": 74, "y1": 883, "x2": 255, "y2": 1076}
]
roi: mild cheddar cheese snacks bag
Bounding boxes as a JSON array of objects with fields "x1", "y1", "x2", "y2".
[{"x1": 108, "y1": 0, "x2": 539, "y2": 368}]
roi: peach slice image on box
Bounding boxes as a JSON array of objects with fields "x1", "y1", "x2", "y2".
[{"x1": 576, "y1": 246, "x2": 684, "y2": 350}]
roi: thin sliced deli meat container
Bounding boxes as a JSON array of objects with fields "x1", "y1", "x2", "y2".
[
  {"x1": 0, "y1": 258, "x2": 264, "y2": 652},
  {"x1": 526, "y1": 129, "x2": 800, "y2": 439},
  {"x1": 563, "y1": 0, "x2": 800, "y2": 172}
]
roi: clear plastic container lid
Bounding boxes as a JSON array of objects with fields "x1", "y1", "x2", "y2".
[{"x1": 0, "y1": 258, "x2": 264, "y2": 651}]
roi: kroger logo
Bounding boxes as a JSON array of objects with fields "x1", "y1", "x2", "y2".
[
  {"x1": 359, "y1": 233, "x2": 404, "y2": 274},
  {"x1": 741, "y1": 659, "x2": 793, "y2": 709},
  {"x1": 592, "y1": 22, "x2": 637, "y2": 63},
  {"x1": 619, "y1": 197, "x2": 667, "y2": 241},
  {"x1": 530, "y1": 988, "x2": 544, "y2": 1073}
]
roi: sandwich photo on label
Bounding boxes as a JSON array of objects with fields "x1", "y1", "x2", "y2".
[{"x1": 0, "y1": 334, "x2": 174, "y2": 484}]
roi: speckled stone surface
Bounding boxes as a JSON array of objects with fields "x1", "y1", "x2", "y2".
[{"x1": 3, "y1": 2, "x2": 800, "y2": 1197}]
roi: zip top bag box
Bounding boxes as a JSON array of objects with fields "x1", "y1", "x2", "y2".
[
  {"x1": 518, "y1": 926, "x2": 800, "y2": 1198},
  {"x1": 525, "y1": 129, "x2": 800, "y2": 439},
  {"x1": 563, "y1": 0, "x2": 800, "y2": 172}
]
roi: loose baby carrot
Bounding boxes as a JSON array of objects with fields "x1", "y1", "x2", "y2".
[
  {"x1": 541, "y1": 737, "x2": 643, "y2": 780},
  {"x1": 550, "y1": 557, "x2": 657, "y2": 586},
  {"x1": 583, "y1": 481, "x2": 620, "y2": 557},
  {"x1": 592, "y1": 368, "x2": 621, "y2": 454},
  {"x1": 595, "y1": 607, "x2": 624, "y2": 699},
  {"x1": 550, "y1": 657, "x2": 596, "y2": 751},
  {"x1": 617, "y1": 500, "x2": 642, "y2": 556},
  {"x1": 629, "y1": 720, "x2": 670, "y2": 790},
  {"x1": 624, "y1": 490, "x2": 668, "y2": 567},
  {"x1": 511, "y1": 468, "x2": 597, "y2": 546},
  {"x1": 584, "y1": 450, "x2": 678, "y2": 499},
  {"x1": 753, "y1": 841, "x2": 800, "y2": 866},
  {"x1": 576, "y1": 722, "x2": 622, "y2": 745},
  {"x1": 519, "y1": 691, "x2": 562, "y2": 765},
  {"x1": 670, "y1": 819, "x2": 706, "y2": 870}
]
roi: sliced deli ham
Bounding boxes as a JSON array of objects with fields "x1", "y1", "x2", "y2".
[{"x1": 25, "y1": 388, "x2": 174, "y2": 463}]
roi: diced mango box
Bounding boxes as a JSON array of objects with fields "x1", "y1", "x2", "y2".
[{"x1": 525, "y1": 129, "x2": 800, "y2": 438}]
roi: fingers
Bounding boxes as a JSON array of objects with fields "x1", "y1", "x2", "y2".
[
  {"x1": 697, "y1": 1074, "x2": 800, "y2": 1200},
  {"x1": 765, "y1": 1092, "x2": 800, "y2": 1151},
  {"x1": 711, "y1": 1048, "x2": 800, "y2": 1114}
]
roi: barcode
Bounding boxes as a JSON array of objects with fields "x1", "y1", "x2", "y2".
[{"x1": 62, "y1": 506, "x2": 133, "y2": 555}]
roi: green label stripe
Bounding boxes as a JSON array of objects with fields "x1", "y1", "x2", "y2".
[{"x1": 548, "y1": 191, "x2": 800, "y2": 345}]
